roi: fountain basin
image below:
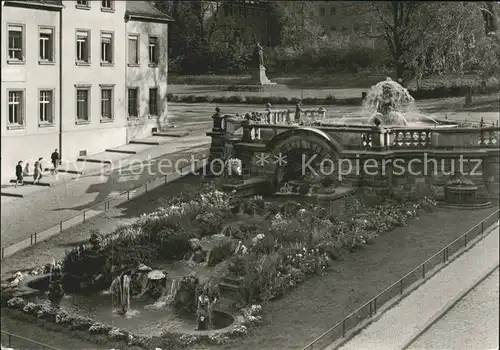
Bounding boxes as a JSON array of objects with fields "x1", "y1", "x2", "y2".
[{"x1": 439, "y1": 182, "x2": 492, "y2": 209}]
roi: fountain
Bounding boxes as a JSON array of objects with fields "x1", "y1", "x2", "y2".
[
  {"x1": 323, "y1": 78, "x2": 456, "y2": 128},
  {"x1": 440, "y1": 172, "x2": 492, "y2": 209},
  {"x1": 109, "y1": 273, "x2": 131, "y2": 315}
]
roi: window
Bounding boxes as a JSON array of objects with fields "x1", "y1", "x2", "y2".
[
  {"x1": 128, "y1": 34, "x2": 138, "y2": 65},
  {"x1": 8, "y1": 90, "x2": 24, "y2": 125},
  {"x1": 76, "y1": 87, "x2": 90, "y2": 121},
  {"x1": 149, "y1": 88, "x2": 159, "y2": 116},
  {"x1": 148, "y1": 36, "x2": 159, "y2": 65},
  {"x1": 100, "y1": 87, "x2": 113, "y2": 120},
  {"x1": 101, "y1": 32, "x2": 113, "y2": 64},
  {"x1": 320, "y1": 7, "x2": 325, "y2": 16},
  {"x1": 76, "y1": 0, "x2": 89, "y2": 7},
  {"x1": 76, "y1": 30, "x2": 90, "y2": 63},
  {"x1": 330, "y1": 7, "x2": 336, "y2": 15},
  {"x1": 39, "y1": 27, "x2": 54, "y2": 62},
  {"x1": 8, "y1": 25, "x2": 24, "y2": 61},
  {"x1": 331, "y1": 25, "x2": 337, "y2": 31},
  {"x1": 39, "y1": 90, "x2": 54, "y2": 124},
  {"x1": 128, "y1": 88, "x2": 138, "y2": 118},
  {"x1": 101, "y1": 0, "x2": 113, "y2": 10}
]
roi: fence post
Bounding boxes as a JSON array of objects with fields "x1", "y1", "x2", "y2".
[
  {"x1": 60, "y1": 221, "x2": 63, "y2": 233},
  {"x1": 30, "y1": 234, "x2": 33, "y2": 245},
  {"x1": 127, "y1": 190, "x2": 130, "y2": 201},
  {"x1": 34, "y1": 232, "x2": 37, "y2": 244},
  {"x1": 400, "y1": 279, "x2": 403, "y2": 294},
  {"x1": 481, "y1": 221, "x2": 484, "y2": 234},
  {"x1": 422, "y1": 263, "x2": 425, "y2": 278},
  {"x1": 464, "y1": 232, "x2": 468, "y2": 246},
  {"x1": 442, "y1": 249, "x2": 446, "y2": 263},
  {"x1": 342, "y1": 319, "x2": 346, "y2": 337},
  {"x1": 374, "y1": 297, "x2": 377, "y2": 313},
  {"x1": 1, "y1": 247, "x2": 4, "y2": 259},
  {"x1": 164, "y1": 174, "x2": 167, "y2": 184},
  {"x1": 369, "y1": 300, "x2": 373, "y2": 316},
  {"x1": 83, "y1": 210, "x2": 86, "y2": 222},
  {"x1": 145, "y1": 183, "x2": 148, "y2": 192},
  {"x1": 8, "y1": 333, "x2": 12, "y2": 347}
]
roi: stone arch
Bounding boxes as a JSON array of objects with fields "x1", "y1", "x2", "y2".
[{"x1": 263, "y1": 128, "x2": 343, "y2": 193}]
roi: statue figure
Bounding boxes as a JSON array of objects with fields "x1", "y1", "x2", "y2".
[
  {"x1": 254, "y1": 41, "x2": 264, "y2": 67},
  {"x1": 48, "y1": 264, "x2": 64, "y2": 303}
]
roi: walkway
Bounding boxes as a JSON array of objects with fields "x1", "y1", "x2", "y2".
[
  {"x1": 334, "y1": 223, "x2": 499, "y2": 350},
  {"x1": 408, "y1": 269, "x2": 499, "y2": 350},
  {"x1": 1, "y1": 134, "x2": 210, "y2": 247}
]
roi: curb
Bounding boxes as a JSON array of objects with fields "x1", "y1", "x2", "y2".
[
  {"x1": 327, "y1": 220, "x2": 499, "y2": 350},
  {"x1": 400, "y1": 262, "x2": 499, "y2": 349}
]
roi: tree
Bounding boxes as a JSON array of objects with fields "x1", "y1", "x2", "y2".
[
  {"x1": 270, "y1": 1, "x2": 324, "y2": 48},
  {"x1": 349, "y1": 1, "x2": 500, "y2": 83}
]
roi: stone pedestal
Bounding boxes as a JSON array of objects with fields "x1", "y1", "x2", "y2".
[{"x1": 252, "y1": 66, "x2": 274, "y2": 85}]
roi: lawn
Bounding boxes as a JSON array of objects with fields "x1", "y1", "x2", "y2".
[{"x1": 1, "y1": 171, "x2": 497, "y2": 349}]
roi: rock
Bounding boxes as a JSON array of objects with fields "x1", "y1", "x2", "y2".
[
  {"x1": 108, "y1": 327, "x2": 129, "y2": 341},
  {"x1": 89, "y1": 322, "x2": 112, "y2": 334},
  {"x1": 189, "y1": 238, "x2": 201, "y2": 250},
  {"x1": 7, "y1": 297, "x2": 25, "y2": 309},
  {"x1": 192, "y1": 250, "x2": 206, "y2": 264},
  {"x1": 55, "y1": 310, "x2": 73, "y2": 325},
  {"x1": 22, "y1": 302, "x2": 41, "y2": 315},
  {"x1": 229, "y1": 324, "x2": 248, "y2": 336},
  {"x1": 69, "y1": 315, "x2": 94, "y2": 331},
  {"x1": 208, "y1": 333, "x2": 229, "y2": 345},
  {"x1": 36, "y1": 304, "x2": 56, "y2": 321}
]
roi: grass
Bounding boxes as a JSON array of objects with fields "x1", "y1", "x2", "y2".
[
  {"x1": 199, "y1": 206, "x2": 498, "y2": 350},
  {"x1": 1, "y1": 174, "x2": 498, "y2": 349}
]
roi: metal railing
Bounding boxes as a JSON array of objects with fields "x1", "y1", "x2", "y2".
[
  {"x1": 1, "y1": 157, "x2": 208, "y2": 260},
  {"x1": 302, "y1": 209, "x2": 499, "y2": 350},
  {"x1": 1, "y1": 330, "x2": 62, "y2": 350}
]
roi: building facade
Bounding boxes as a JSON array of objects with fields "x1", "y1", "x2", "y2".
[
  {"x1": 1, "y1": 0, "x2": 171, "y2": 183},
  {"x1": 125, "y1": 2, "x2": 171, "y2": 141}
]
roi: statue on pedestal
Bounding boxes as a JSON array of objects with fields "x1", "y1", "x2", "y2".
[
  {"x1": 254, "y1": 41, "x2": 264, "y2": 68},
  {"x1": 251, "y1": 40, "x2": 272, "y2": 85}
]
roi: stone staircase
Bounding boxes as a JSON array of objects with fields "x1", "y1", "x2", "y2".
[{"x1": 218, "y1": 276, "x2": 244, "y2": 309}]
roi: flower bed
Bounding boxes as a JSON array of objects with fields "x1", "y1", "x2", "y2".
[
  {"x1": 1, "y1": 183, "x2": 438, "y2": 348},
  {"x1": 3, "y1": 296, "x2": 260, "y2": 349}
]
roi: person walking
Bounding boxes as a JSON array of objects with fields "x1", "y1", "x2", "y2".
[
  {"x1": 15, "y1": 161, "x2": 24, "y2": 187},
  {"x1": 33, "y1": 157, "x2": 43, "y2": 184},
  {"x1": 51, "y1": 149, "x2": 60, "y2": 174}
]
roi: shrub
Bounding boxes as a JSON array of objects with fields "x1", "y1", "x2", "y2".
[
  {"x1": 158, "y1": 233, "x2": 192, "y2": 260},
  {"x1": 208, "y1": 241, "x2": 235, "y2": 266}
]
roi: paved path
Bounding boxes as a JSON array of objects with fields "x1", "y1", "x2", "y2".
[
  {"x1": 1, "y1": 135, "x2": 210, "y2": 247},
  {"x1": 408, "y1": 269, "x2": 499, "y2": 350},
  {"x1": 334, "y1": 224, "x2": 499, "y2": 350}
]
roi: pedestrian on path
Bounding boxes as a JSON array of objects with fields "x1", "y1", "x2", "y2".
[
  {"x1": 15, "y1": 161, "x2": 24, "y2": 187},
  {"x1": 51, "y1": 149, "x2": 60, "y2": 174},
  {"x1": 33, "y1": 157, "x2": 43, "y2": 184}
]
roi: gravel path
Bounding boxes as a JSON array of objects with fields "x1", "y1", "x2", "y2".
[
  {"x1": 336, "y1": 224, "x2": 499, "y2": 350},
  {"x1": 408, "y1": 269, "x2": 499, "y2": 350}
]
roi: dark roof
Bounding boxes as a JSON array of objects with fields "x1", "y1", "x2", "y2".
[
  {"x1": 126, "y1": 1, "x2": 173, "y2": 22},
  {"x1": 4, "y1": 0, "x2": 63, "y2": 8}
]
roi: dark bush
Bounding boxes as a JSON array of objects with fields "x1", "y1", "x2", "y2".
[
  {"x1": 207, "y1": 242, "x2": 234, "y2": 266},
  {"x1": 158, "y1": 233, "x2": 192, "y2": 260}
]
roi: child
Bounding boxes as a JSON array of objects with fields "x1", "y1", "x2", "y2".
[{"x1": 15, "y1": 161, "x2": 24, "y2": 187}]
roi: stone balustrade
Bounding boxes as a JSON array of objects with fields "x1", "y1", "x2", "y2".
[{"x1": 209, "y1": 107, "x2": 499, "y2": 152}]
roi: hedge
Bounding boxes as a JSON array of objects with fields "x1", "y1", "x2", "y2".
[{"x1": 166, "y1": 81, "x2": 498, "y2": 106}]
